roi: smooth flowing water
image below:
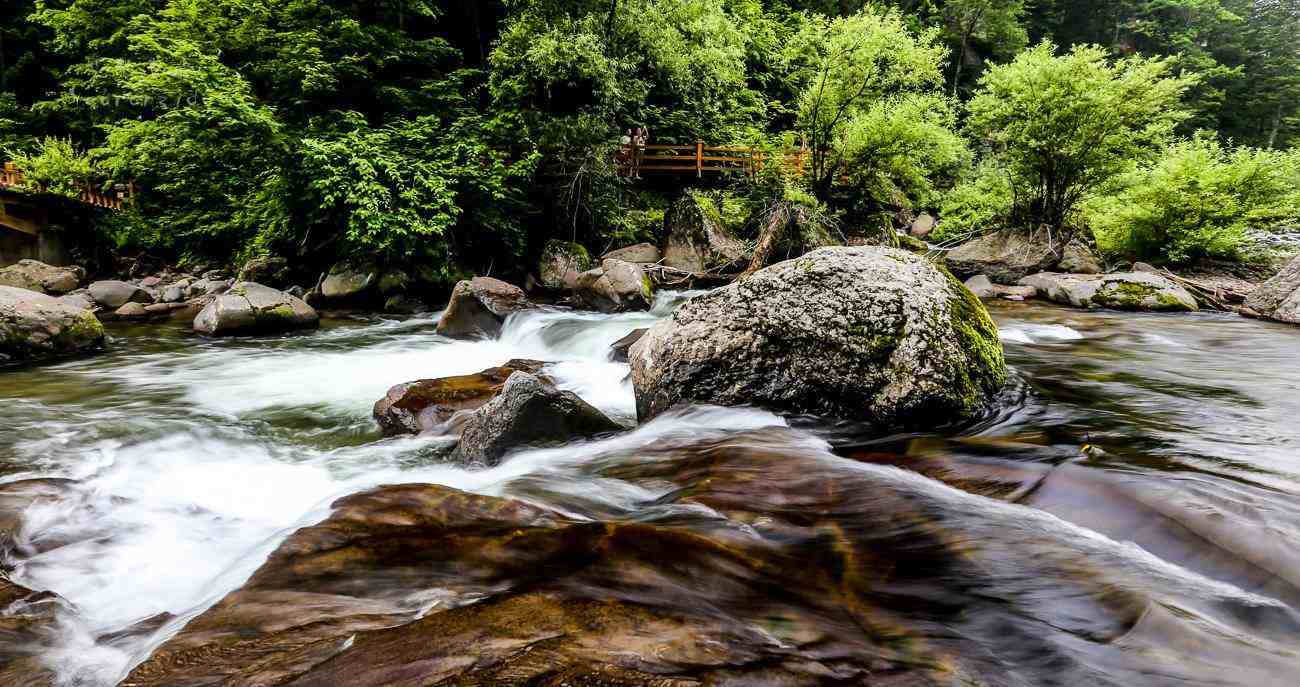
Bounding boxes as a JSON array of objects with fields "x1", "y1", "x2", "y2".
[{"x1": 2, "y1": 294, "x2": 1299, "y2": 685}]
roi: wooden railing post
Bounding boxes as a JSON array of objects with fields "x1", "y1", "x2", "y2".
[{"x1": 695, "y1": 140, "x2": 703, "y2": 178}]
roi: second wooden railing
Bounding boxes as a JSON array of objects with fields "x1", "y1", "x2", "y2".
[
  {"x1": 1, "y1": 162, "x2": 134, "y2": 210},
  {"x1": 618, "y1": 142, "x2": 808, "y2": 178}
]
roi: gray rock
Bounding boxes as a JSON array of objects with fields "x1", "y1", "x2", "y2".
[
  {"x1": 610, "y1": 328, "x2": 648, "y2": 363},
  {"x1": 573, "y1": 259, "x2": 653, "y2": 313},
  {"x1": 0, "y1": 260, "x2": 84, "y2": 295},
  {"x1": 910, "y1": 213, "x2": 936, "y2": 239},
  {"x1": 0, "y1": 286, "x2": 105, "y2": 364},
  {"x1": 193, "y1": 282, "x2": 319, "y2": 336},
  {"x1": 539, "y1": 240, "x2": 593, "y2": 290},
  {"x1": 1244, "y1": 254, "x2": 1300, "y2": 324},
  {"x1": 144, "y1": 303, "x2": 184, "y2": 316},
  {"x1": 161, "y1": 286, "x2": 185, "y2": 303},
  {"x1": 321, "y1": 261, "x2": 379, "y2": 301},
  {"x1": 1018, "y1": 272, "x2": 1198, "y2": 312},
  {"x1": 140, "y1": 276, "x2": 162, "y2": 288},
  {"x1": 88, "y1": 280, "x2": 152, "y2": 309},
  {"x1": 285, "y1": 285, "x2": 306, "y2": 298},
  {"x1": 1058, "y1": 242, "x2": 1102, "y2": 274},
  {"x1": 964, "y1": 274, "x2": 1037, "y2": 301},
  {"x1": 435, "y1": 277, "x2": 531, "y2": 339},
  {"x1": 630, "y1": 246, "x2": 1007, "y2": 427},
  {"x1": 661, "y1": 192, "x2": 749, "y2": 273},
  {"x1": 603, "y1": 243, "x2": 661, "y2": 264},
  {"x1": 945, "y1": 229, "x2": 1060, "y2": 284},
  {"x1": 451, "y1": 372, "x2": 622, "y2": 465}
]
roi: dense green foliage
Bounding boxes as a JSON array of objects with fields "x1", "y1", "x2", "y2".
[
  {"x1": 2, "y1": 0, "x2": 1299, "y2": 281},
  {"x1": 1088, "y1": 135, "x2": 1300, "y2": 264}
]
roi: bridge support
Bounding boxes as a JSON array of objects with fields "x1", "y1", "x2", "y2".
[{"x1": 0, "y1": 193, "x2": 69, "y2": 267}]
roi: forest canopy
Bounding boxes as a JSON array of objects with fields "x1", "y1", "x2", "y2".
[{"x1": 2, "y1": 0, "x2": 1298, "y2": 279}]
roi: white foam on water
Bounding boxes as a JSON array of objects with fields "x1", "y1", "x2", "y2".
[{"x1": 999, "y1": 323, "x2": 1084, "y2": 344}]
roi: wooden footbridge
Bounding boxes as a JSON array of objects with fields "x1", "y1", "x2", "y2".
[
  {"x1": 616, "y1": 142, "x2": 808, "y2": 178},
  {"x1": 1, "y1": 162, "x2": 133, "y2": 264}
]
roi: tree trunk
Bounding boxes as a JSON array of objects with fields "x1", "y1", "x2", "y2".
[
  {"x1": 1266, "y1": 102, "x2": 1283, "y2": 150},
  {"x1": 740, "y1": 203, "x2": 791, "y2": 279}
]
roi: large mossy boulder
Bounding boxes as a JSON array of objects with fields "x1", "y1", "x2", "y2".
[
  {"x1": 538, "y1": 240, "x2": 592, "y2": 290},
  {"x1": 0, "y1": 260, "x2": 83, "y2": 295},
  {"x1": 435, "y1": 276, "x2": 531, "y2": 339},
  {"x1": 373, "y1": 359, "x2": 545, "y2": 436},
  {"x1": 629, "y1": 246, "x2": 1007, "y2": 427},
  {"x1": 661, "y1": 191, "x2": 749, "y2": 273},
  {"x1": 945, "y1": 229, "x2": 1061, "y2": 284},
  {"x1": 1018, "y1": 272, "x2": 1198, "y2": 312},
  {"x1": 572, "y1": 258, "x2": 653, "y2": 313},
  {"x1": 1244, "y1": 254, "x2": 1300, "y2": 324},
  {"x1": 236, "y1": 256, "x2": 292, "y2": 289},
  {"x1": 192, "y1": 282, "x2": 319, "y2": 336},
  {"x1": 451, "y1": 372, "x2": 622, "y2": 465},
  {"x1": 0, "y1": 285, "x2": 105, "y2": 365}
]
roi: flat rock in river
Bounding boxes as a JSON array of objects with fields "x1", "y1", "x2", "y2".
[
  {"x1": 630, "y1": 246, "x2": 1008, "y2": 427},
  {"x1": 373, "y1": 359, "x2": 547, "y2": 436},
  {"x1": 1018, "y1": 272, "x2": 1197, "y2": 312}
]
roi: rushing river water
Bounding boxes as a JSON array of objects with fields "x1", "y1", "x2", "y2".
[{"x1": 2, "y1": 293, "x2": 1300, "y2": 685}]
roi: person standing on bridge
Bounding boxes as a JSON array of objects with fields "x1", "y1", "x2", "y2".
[
  {"x1": 618, "y1": 129, "x2": 634, "y2": 177},
  {"x1": 633, "y1": 127, "x2": 649, "y2": 179}
]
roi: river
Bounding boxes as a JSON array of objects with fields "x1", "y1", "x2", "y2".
[{"x1": 2, "y1": 293, "x2": 1299, "y2": 685}]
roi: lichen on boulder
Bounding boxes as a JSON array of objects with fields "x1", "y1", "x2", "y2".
[
  {"x1": 629, "y1": 246, "x2": 1007, "y2": 428},
  {"x1": 538, "y1": 240, "x2": 592, "y2": 290},
  {"x1": 192, "y1": 282, "x2": 319, "y2": 336},
  {"x1": 0, "y1": 285, "x2": 105, "y2": 365},
  {"x1": 1018, "y1": 272, "x2": 1197, "y2": 312},
  {"x1": 660, "y1": 191, "x2": 749, "y2": 273}
]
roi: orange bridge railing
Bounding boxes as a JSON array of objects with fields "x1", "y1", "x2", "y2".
[
  {"x1": 1, "y1": 162, "x2": 134, "y2": 211},
  {"x1": 616, "y1": 142, "x2": 808, "y2": 179}
]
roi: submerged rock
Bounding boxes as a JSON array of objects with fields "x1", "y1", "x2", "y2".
[
  {"x1": 0, "y1": 260, "x2": 83, "y2": 295},
  {"x1": 451, "y1": 372, "x2": 623, "y2": 465},
  {"x1": 630, "y1": 246, "x2": 1007, "y2": 427},
  {"x1": 661, "y1": 192, "x2": 749, "y2": 273},
  {"x1": 572, "y1": 258, "x2": 653, "y2": 313},
  {"x1": 192, "y1": 282, "x2": 319, "y2": 335},
  {"x1": 1019, "y1": 272, "x2": 1198, "y2": 312},
  {"x1": 373, "y1": 359, "x2": 546, "y2": 436},
  {"x1": 946, "y1": 228, "x2": 1061, "y2": 284},
  {"x1": 0, "y1": 286, "x2": 105, "y2": 364},
  {"x1": 435, "y1": 277, "x2": 531, "y2": 339},
  {"x1": 88, "y1": 280, "x2": 151, "y2": 309},
  {"x1": 1244, "y1": 254, "x2": 1300, "y2": 325},
  {"x1": 538, "y1": 240, "x2": 593, "y2": 290}
]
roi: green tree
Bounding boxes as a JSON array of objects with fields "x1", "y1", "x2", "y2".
[{"x1": 967, "y1": 43, "x2": 1195, "y2": 236}]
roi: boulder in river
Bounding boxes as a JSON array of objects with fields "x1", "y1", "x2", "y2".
[
  {"x1": 572, "y1": 258, "x2": 653, "y2": 313},
  {"x1": 1018, "y1": 272, "x2": 1198, "y2": 312},
  {"x1": 88, "y1": 280, "x2": 152, "y2": 309},
  {"x1": 0, "y1": 260, "x2": 83, "y2": 295},
  {"x1": 373, "y1": 359, "x2": 546, "y2": 436},
  {"x1": 1243, "y1": 254, "x2": 1300, "y2": 325},
  {"x1": 603, "y1": 242, "x2": 661, "y2": 264},
  {"x1": 538, "y1": 240, "x2": 593, "y2": 290},
  {"x1": 451, "y1": 372, "x2": 622, "y2": 465},
  {"x1": 945, "y1": 228, "x2": 1062, "y2": 284},
  {"x1": 661, "y1": 191, "x2": 749, "y2": 273},
  {"x1": 1058, "y1": 241, "x2": 1103, "y2": 274},
  {"x1": 192, "y1": 282, "x2": 319, "y2": 336},
  {"x1": 964, "y1": 274, "x2": 1038, "y2": 301},
  {"x1": 320, "y1": 260, "x2": 379, "y2": 302},
  {"x1": 435, "y1": 276, "x2": 531, "y2": 339},
  {"x1": 630, "y1": 246, "x2": 1007, "y2": 427},
  {"x1": 0, "y1": 286, "x2": 106, "y2": 365}
]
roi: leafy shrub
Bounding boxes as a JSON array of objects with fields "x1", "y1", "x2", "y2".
[
  {"x1": 1087, "y1": 135, "x2": 1300, "y2": 265},
  {"x1": 8, "y1": 136, "x2": 99, "y2": 199},
  {"x1": 933, "y1": 159, "x2": 1015, "y2": 244}
]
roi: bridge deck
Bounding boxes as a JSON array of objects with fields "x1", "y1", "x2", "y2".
[{"x1": 616, "y1": 143, "x2": 807, "y2": 178}]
